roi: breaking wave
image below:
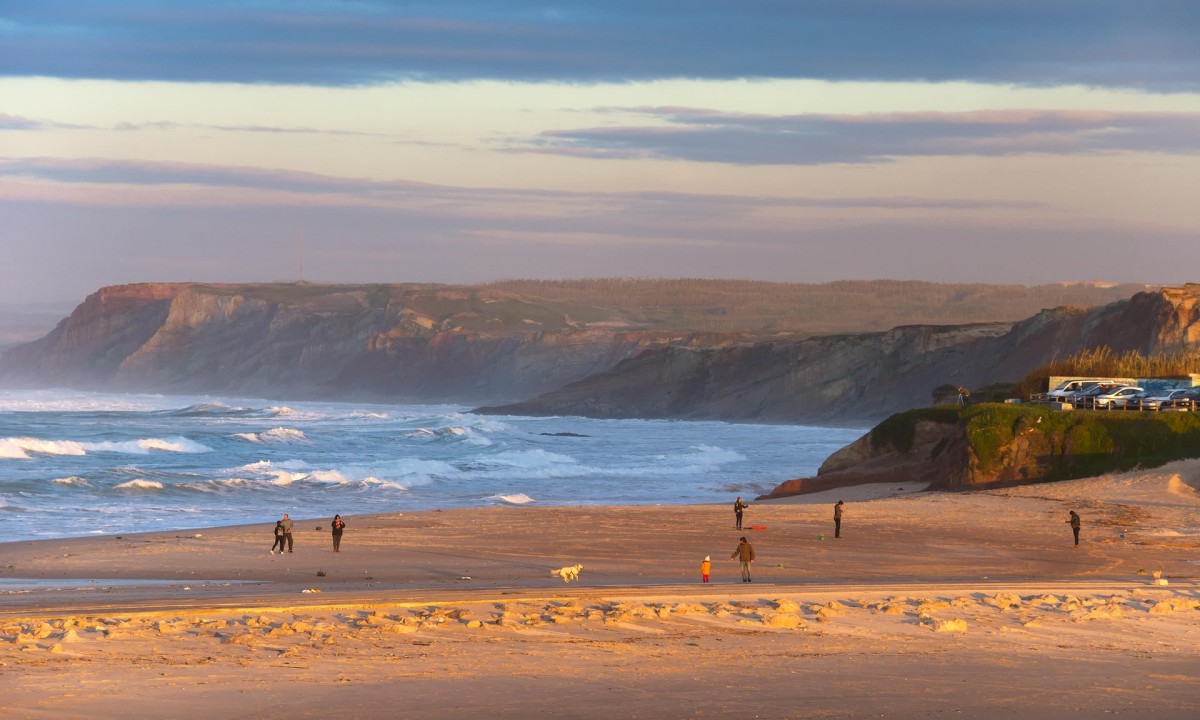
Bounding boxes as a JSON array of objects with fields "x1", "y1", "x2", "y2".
[
  {"x1": 113, "y1": 479, "x2": 164, "y2": 491},
  {"x1": 0, "y1": 436, "x2": 210, "y2": 459},
  {"x1": 234, "y1": 428, "x2": 309, "y2": 444}
]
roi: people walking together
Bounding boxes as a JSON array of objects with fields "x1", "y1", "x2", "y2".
[
  {"x1": 733, "y1": 497, "x2": 748, "y2": 530},
  {"x1": 834, "y1": 500, "x2": 844, "y2": 538},
  {"x1": 730, "y1": 536, "x2": 755, "y2": 582},
  {"x1": 331, "y1": 514, "x2": 346, "y2": 552}
]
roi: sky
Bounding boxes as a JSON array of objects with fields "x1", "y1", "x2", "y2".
[{"x1": 2, "y1": 1, "x2": 1199, "y2": 306}]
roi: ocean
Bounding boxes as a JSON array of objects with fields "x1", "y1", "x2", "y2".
[{"x1": 0, "y1": 389, "x2": 864, "y2": 541}]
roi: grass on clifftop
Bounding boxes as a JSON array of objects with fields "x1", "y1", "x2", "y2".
[
  {"x1": 964, "y1": 403, "x2": 1200, "y2": 480},
  {"x1": 870, "y1": 403, "x2": 1200, "y2": 485}
]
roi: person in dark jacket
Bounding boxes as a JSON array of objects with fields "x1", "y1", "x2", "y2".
[
  {"x1": 270, "y1": 520, "x2": 285, "y2": 555},
  {"x1": 834, "y1": 500, "x2": 844, "y2": 538},
  {"x1": 1067, "y1": 510, "x2": 1081, "y2": 546},
  {"x1": 730, "y1": 536, "x2": 755, "y2": 582},
  {"x1": 331, "y1": 514, "x2": 346, "y2": 552},
  {"x1": 733, "y1": 497, "x2": 748, "y2": 530}
]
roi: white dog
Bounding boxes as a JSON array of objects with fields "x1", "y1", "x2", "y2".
[{"x1": 550, "y1": 564, "x2": 583, "y2": 583}]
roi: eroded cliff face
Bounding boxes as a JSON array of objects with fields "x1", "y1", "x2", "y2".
[
  {"x1": 0, "y1": 283, "x2": 690, "y2": 404},
  {"x1": 481, "y1": 285, "x2": 1200, "y2": 425},
  {"x1": 4, "y1": 283, "x2": 1196, "y2": 423}
]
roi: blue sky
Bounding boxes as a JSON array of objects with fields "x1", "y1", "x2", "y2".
[{"x1": 2, "y1": 1, "x2": 1199, "y2": 304}]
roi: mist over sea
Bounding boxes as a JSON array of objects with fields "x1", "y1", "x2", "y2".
[{"x1": 0, "y1": 390, "x2": 864, "y2": 541}]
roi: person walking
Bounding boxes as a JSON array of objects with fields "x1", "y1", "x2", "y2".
[
  {"x1": 331, "y1": 514, "x2": 346, "y2": 552},
  {"x1": 733, "y1": 497, "x2": 748, "y2": 530},
  {"x1": 730, "y1": 536, "x2": 755, "y2": 582},
  {"x1": 270, "y1": 520, "x2": 285, "y2": 555},
  {"x1": 700, "y1": 555, "x2": 711, "y2": 583},
  {"x1": 834, "y1": 500, "x2": 844, "y2": 538},
  {"x1": 281, "y1": 513, "x2": 294, "y2": 553},
  {"x1": 1067, "y1": 510, "x2": 1081, "y2": 546}
]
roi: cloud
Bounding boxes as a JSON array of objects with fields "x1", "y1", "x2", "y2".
[
  {"x1": 3, "y1": 1, "x2": 1198, "y2": 90},
  {"x1": 0, "y1": 157, "x2": 1043, "y2": 213},
  {"x1": 518, "y1": 109, "x2": 1200, "y2": 165}
]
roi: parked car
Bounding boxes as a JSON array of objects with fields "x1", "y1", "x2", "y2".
[
  {"x1": 1069, "y1": 383, "x2": 1124, "y2": 408},
  {"x1": 1157, "y1": 388, "x2": 1200, "y2": 411},
  {"x1": 1137, "y1": 388, "x2": 1194, "y2": 411},
  {"x1": 1093, "y1": 386, "x2": 1144, "y2": 409},
  {"x1": 1046, "y1": 379, "x2": 1118, "y2": 400}
]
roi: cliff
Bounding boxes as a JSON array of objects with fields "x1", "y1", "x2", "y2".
[
  {"x1": 478, "y1": 285, "x2": 1200, "y2": 424},
  {"x1": 0, "y1": 283, "x2": 696, "y2": 404},
  {"x1": 2, "y1": 281, "x2": 1194, "y2": 423},
  {"x1": 759, "y1": 404, "x2": 1200, "y2": 499}
]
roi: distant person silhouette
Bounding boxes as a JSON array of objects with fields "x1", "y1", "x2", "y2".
[
  {"x1": 834, "y1": 500, "x2": 844, "y2": 538},
  {"x1": 331, "y1": 514, "x2": 346, "y2": 552},
  {"x1": 734, "y1": 497, "x2": 748, "y2": 530},
  {"x1": 1067, "y1": 510, "x2": 1081, "y2": 546}
]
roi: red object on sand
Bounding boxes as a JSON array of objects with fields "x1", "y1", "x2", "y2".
[{"x1": 749, "y1": 525, "x2": 767, "y2": 530}]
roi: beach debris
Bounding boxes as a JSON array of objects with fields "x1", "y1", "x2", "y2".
[
  {"x1": 1152, "y1": 570, "x2": 1168, "y2": 586},
  {"x1": 816, "y1": 534, "x2": 825, "y2": 540},
  {"x1": 194, "y1": 534, "x2": 203, "y2": 538},
  {"x1": 316, "y1": 571, "x2": 326, "y2": 577},
  {"x1": 301, "y1": 588, "x2": 321, "y2": 593},
  {"x1": 458, "y1": 576, "x2": 472, "y2": 581},
  {"x1": 930, "y1": 618, "x2": 968, "y2": 633}
]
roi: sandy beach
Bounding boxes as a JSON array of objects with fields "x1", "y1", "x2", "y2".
[{"x1": 2, "y1": 461, "x2": 1199, "y2": 719}]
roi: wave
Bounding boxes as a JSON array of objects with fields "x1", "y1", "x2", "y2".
[
  {"x1": 234, "y1": 427, "x2": 310, "y2": 444},
  {"x1": 0, "y1": 437, "x2": 87, "y2": 459},
  {"x1": 406, "y1": 425, "x2": 492, "y2": 446},
  {"x1": 0, "y1": 435, "x2": 210, "y2": 459},
  {"x1": 491, "y1": 493, "x2": 536, "y2": 505},
  {"x1": 113, "y1": 479, "x2": 164, "y2": 491},
  {"x1": 51, "y1": 476, "x2": 91, "y2": 487},
  {"x1": 167, "y1": 402, "x2": 256, "y2": 418}
]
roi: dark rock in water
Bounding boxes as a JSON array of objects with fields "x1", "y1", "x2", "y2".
[{"x1": 540, "y1": 432, "x2": 589, "y2": 437}]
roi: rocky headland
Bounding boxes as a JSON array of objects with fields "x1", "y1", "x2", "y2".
[{"x1": 1, "y1": 280, "x2": 1196, "y2": 427}]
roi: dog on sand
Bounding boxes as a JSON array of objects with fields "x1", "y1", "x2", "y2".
[{"x1": 550, "y1": 564, "x2": 583, "y2": 583}]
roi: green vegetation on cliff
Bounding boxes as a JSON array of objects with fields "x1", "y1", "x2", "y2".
[{"x1": 963, "y1": 404, "x2": 1200, "y2": 482}]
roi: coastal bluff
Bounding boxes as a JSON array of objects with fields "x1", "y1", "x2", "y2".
[
  {"x1": 759, "y1": 404, "x2": 1200, "y2": 499},
  {"x1": 480, "y1": 284, "x2": 1200, "y2": 424},
  {"x1": 2, "y1": 281, "x2": 1196, "y2": 425}
]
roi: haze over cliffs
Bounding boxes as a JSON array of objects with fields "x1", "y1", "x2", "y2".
[{"x1": 1, "y1": 279, "x2": 1185, "y2": 425}]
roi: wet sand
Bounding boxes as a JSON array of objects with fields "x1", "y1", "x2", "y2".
[{"x1": 2, "y1": 461, "x2": 1199, "y2": 719}]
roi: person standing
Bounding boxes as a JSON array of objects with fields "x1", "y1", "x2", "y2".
[
  {"x1": 281, "y1": 513, "x2": 294, "y2": 553},
  {"x1": 733, "y1": 497, "x2": 748, "y2": 530},
  {"x1": 700, "y1": 555, "x2": 711, "y2": 583},
  {"x1": 331, "y1": 514, "x2": 346, "y2": 552},
  {"x1": 730, "y1": 536, "x2": 755, "y2": 582},
  {"x1": 834, "y1": 500, "x2": 844, "y2": 538},
  {"x1": 1067, "y1": 510, "x2": 1081, "y2": 546},
  {"x1": 270, "y1": 520, "x2": 285, "y2": 555}
]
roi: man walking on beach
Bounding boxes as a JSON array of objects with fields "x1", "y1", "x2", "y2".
[
  {"x1": 733, "y1": 497, "x2": 748, "y2": 530},
  {"x1": 1067, "y1": 510, "x2": 1081, "y2": 546},
  {"x1": 731, "y1": 536, "x2": 755, "y2": 582},
  {"x1": 281, "y1": 513, "x2": 294, "y2": 553},
  {"x1": 834, "y1": 500, "x2": 844, "y2": 538}
]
